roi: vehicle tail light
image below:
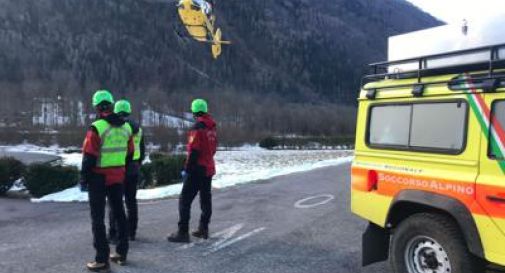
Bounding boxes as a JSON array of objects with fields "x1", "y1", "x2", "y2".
[
  {"x1": 367, "y1": 170, "x2": 378, "y2": 191},
  {"x1": 352, "y1": 168, "x2": 378, "y2": 192}
]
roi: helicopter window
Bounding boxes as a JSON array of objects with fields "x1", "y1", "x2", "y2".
[{"x1": 191, "y1": 0, "x2": 211, "y2": 14}]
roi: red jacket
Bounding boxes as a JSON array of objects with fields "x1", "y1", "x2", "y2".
[
  {"x1": 81, "y1": 112, "x2": 134, "y2": 186},
  {"x1": 186, "y1": 114, "x2": 217, "y2": 177}
]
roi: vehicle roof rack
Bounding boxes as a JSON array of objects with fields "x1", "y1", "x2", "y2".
[{"x1": 361, "y1": 43, "x2": 505, "y2": 93}]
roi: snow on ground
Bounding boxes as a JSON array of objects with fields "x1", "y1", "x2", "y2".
[
  {"x1": 32, "y1": 149, "x2": 353, "y2": 203},
  {"x1": 59, "y1": 152, "x2": 83, "y2": 168},
  {"x1": 1, "y1": 144, "x2": 353, "y2": 202},
  {"x1": 212, "y1": 149, "x2": 353, "y2": 189},
  {"x1": 9, "y1": 178, "x2": 26, "y2": 192},
  {"x1": 1, "y1": 144, "x2": 72, "y2": 154},
  {"x1": 1, "y1": 144, "x2": 82, "y2": 168}
]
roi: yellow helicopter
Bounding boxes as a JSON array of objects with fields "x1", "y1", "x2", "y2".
[{"x1": 177, "y1": 0, "x2": 230, "y2": 59}]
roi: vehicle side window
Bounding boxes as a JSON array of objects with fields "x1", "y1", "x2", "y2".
[
  {"x1": 489, "y1": 100, "x2": 505, "y2": 159},
  {"x1": 410, "y1": 103, "x2": 466, "y2": 150},
  {"x1": 369, "y1": 105, "x2": 410, "y2": 146},
  {"x1": 368, "y1": 101, "x2": 467, "y2": 153}
]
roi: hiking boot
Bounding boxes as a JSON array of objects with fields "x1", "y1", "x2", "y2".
[
  {"x1": 192, "y1": 229, "x2": 209, "y2": 239},
  {"x1": 167, "y1": 231, "x2": 190, "y2": 243},
  {"x1": 86, "y1": 261, "x2": 110, "y2": 272},
  {"x1": 109, "y1": 253, "x2": 127, "y2": 266}
]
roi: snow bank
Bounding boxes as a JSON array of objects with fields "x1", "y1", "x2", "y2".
[
  {"x1": 212, "y1": 156, "x2": 353, "y2": 189},
  {"x1": 59, "y1": 153, "x2": 83, "y2": 168},
  {"x1": 31, "y1": 154, "x2": 353, "y2": 203},
  {"x1": 136, "y1": 184, "x2": 183, "y2": 200},
  {"x1": 32, "y1": 183, "x2": 185, "y2": 203},
  {"x1": 1, "y1": 144, "x2": 82, "y2": 168},
  {"x1": 217, "y1": 144, "x2": 265, "y2": 152},
  {"x1": 32, "y1": 187, "x2": 89, "y2": 203},
  {"x1": 4, "y1": 144, "x2": 353, "y2": 203},
  {"x1": 8, "y1": 178, "x2": 26, "y2": 192},
  {"x1": 2, "y1": 144, "x2": 68, "y2": 154}
]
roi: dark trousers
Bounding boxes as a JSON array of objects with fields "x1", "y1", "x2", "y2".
[
  {"x1": 109, "y1": 174, "x2": 138, "y2": 238},
  {"x1": 88, "y1": 175, "x2": 128, "y2": 263},
  {"x1": 178, "y1": 172, "x2": 213, "y2": 232}
]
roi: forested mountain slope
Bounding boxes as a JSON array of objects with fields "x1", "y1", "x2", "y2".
[{"x1": 0, "y1": 0, "x2": 442, "y2": 143}]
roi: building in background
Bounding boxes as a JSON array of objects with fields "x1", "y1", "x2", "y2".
[
  {"x1": 141, "y1": 106, "x2": 192, "y2": 129},
  {"x1": 32, "y1": 97, "x2": 86, "y2": 128}
]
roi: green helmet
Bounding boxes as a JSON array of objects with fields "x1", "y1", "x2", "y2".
[
  {"x1": 114, "y1": 100, "x2": 132, "y2": 115},
  {"x1": 92, "y1": 90, "x2": 114, "y2": 107},
  {"x1": 191, "y1": 98, "x2": 208, "y2": 113}
]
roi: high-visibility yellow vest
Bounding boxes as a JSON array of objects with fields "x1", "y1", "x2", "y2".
[
  {"x1": 92, "y1": 119, "x2": 132, "y2": 168},
  {"x1": 133, "y1": 127, "x2": 143, "y2": 161}
]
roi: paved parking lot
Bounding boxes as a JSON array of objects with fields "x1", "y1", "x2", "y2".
[{"x1": 0, "y1": 163, "x2": 502, "y2": 273}]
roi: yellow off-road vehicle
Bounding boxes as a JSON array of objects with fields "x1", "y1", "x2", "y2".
[{"x1": 352, "y1": 19, "x2": 505, "y2": 273}]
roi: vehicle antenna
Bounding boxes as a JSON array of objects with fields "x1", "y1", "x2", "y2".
[{"x1": 462, "y1": 19, "x2": 468, "y2": 35}]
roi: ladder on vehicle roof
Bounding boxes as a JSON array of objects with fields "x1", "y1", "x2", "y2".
[{"x1": 362, "y1": 43, "x2": 505, "y2": 99}]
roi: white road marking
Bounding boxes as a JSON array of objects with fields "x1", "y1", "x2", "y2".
[
  {"x1": 206, "y1": 227, "x2": 266, "y2": 254},
  {"x1": 178, "y1": 223, "x2": 244, "y2": 250},
  {"x1": 178, "y1": 223, "x2": 266, "y2": 254},
  {"x1": 294, "y1": 194, "x2": 335, "y2": 209}
]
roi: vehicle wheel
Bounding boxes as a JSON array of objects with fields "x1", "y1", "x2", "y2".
[{"x1": 390, "y1": 213, "x2": 479, "y2": 273}]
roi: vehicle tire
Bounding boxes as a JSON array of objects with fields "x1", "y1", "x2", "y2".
[{"x1": 390, "y1": 213, "x2": 480, "y2": 273}]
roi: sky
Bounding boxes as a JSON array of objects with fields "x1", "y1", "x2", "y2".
[{"x1": 406, "y1": 0, "x2": 505, "y2": 24}]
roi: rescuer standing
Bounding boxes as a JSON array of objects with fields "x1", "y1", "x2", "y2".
[
  {"x1": 168, "y1": 98, "x2": 217, "y2": 243},
  {"x1": 108, "y1": 100, "x2": 145, "y2": 243},
  {"x1": 81, "y1": 90, "x2": 134, "y2": 271}
]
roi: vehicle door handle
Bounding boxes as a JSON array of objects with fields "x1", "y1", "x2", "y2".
[{"x1": 487, "y1": 195, "x2": 505, "y2": 203}]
